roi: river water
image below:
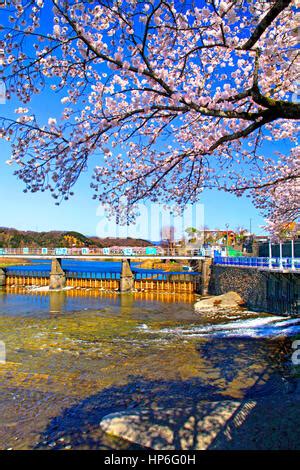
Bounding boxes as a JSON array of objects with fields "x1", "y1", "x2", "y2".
[
  {"x1": 6, "y1": 259, "x2": 190, "y2": 279},
  {"x1": 0, "y1": 285, "x2": 300, "y2": 450}
]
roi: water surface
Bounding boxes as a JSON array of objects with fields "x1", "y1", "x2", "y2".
[{"x1": 0, "y1": 288, "x2": 299, "y2": 450}]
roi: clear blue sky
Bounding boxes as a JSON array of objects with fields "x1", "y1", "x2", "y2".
[{"x1": 0, "y1": 141, "x2": 266, "y2": 238}]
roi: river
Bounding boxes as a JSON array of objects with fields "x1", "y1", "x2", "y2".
[{"x1": 0, "y1": 268, "x2": 300, "y2": 449}]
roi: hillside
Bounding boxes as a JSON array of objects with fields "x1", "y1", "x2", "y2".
[
  {"x1": 89, "y1": 237, "x2": 151, "y2": 247},
  {"x1": 0, "y1": 227, "x2": 151, "y2": 249}
]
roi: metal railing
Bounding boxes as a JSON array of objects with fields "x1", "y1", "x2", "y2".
[
  {"x1": 6, "y1": 268, "x2": 50, "y2": 278},
  {"x1": 65, "y1": 270, "x2": 121, "y2": 280},
  {"x1": 5, "y1": 267, "x2": 200, "y2": 282},
  {"x1": 214, "y1": 256, "x2": 300, "y2": 271},
  {"x1": 0, "y1": 246, "x2": 205, "y2": 258}
]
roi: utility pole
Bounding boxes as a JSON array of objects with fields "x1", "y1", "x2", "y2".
[
  {"x1": 279, "y1": 241, "x2": 283, "y2": 270},
  {"x1": 291, "y1": 238, "x2": 295, "y2": 270},
  {"x1": 268, "y1": 239, "x2": 272, "y2": 269}
]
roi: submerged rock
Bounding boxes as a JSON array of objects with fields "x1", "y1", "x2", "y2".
[
  {"x1": 194, "y1": 291, "x2": 245, "y2": 312},
  {"x1": 99, "y1": 400, "x2": 254, "y2": 450},
  {"x1": 100, "y1": 396, "x2": 300, "y2": 450}
]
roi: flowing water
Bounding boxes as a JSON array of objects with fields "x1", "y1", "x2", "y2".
[{"x1": 0, "y1": 286, "x2": 300, "y2": 450}]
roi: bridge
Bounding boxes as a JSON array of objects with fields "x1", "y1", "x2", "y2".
[
  {"x1": 0, "y1": 249, "x2": 207, "y2": 294},
  {"x1": 0, "y1": 254, "x2": 205, "y2": 261},
  {"x1": 0, "y1": 248, "x2": 299, "y2": 314},
  {"x1": 0, "y1": 247, "x2": 204, "y2": 260},
  {"x1": 1, "y1": 248, "x2": 299, "y2": 272}
]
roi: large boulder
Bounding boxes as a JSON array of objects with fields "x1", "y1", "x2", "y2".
[
  {"x1": 195, "y1": 291, "x2": 245, "y2": 312},
  {"x1": 100, "y1": 396, "x2": 300, "y2": 450},
  {"x1": 99, "y1": 400, "x2": 253, "y2": 450}
]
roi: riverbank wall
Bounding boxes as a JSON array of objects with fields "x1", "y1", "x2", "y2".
[{"x1": 209, "y1": 265, "x2": 300, "y2": 315}]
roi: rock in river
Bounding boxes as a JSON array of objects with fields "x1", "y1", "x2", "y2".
[
  {"x1": 99, "y1": 400, "x2": 254, "y2": 450},
  {"x1": 100, "y1": 396, "x2": 300, "y2": 450},
  {"x1": 194, "y1": 291, "x2": 245, "y2": 312}
]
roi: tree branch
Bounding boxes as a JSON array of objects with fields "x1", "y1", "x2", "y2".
[{"x1": 242, "y1": 0, "x2": 292, "y2": 50}]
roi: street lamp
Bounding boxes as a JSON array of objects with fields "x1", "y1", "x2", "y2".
[{"x1": 225, "y1": 223, "x2": 229, "y2": 256}]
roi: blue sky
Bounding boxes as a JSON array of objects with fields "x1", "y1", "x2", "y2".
[
  {"x1": 0, "y1": 140, "x2": 266, "y2": 238},
  {"x1": 0, "y1": 94, "x2": 266, "y2": 238},
  {"x1": 0, "y1": 1, "x2": 282, "y2": 239}
]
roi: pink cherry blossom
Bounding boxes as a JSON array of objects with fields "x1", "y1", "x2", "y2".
[{"x1": 0, "y1": 0, "x2": 299, "y2": 234}]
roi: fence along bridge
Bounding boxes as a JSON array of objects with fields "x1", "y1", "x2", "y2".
[
  {"x1": 0, "y1": 247, "x2": 299, "y2": 302},
  {"x1": 0, "y1": 246, "x2": 205, "y2": 259}
]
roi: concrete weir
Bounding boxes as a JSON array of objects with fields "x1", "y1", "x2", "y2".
[
  {"x1": 49, "y1": 258, "x2": 66, "y2": 290},
  {"x1": 2, "y1": 256, "x2": 201, "y2": 294}
]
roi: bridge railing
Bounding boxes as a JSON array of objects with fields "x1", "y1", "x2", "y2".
[
  {"x1": 214, "y1": 256, "x2": 300, "y2": 270},
  {"x1": 65, "y1": 270, "x2": 121, "y2": 280},
  {"x1": 64, "y1": 270, "x2": 201, "y2": 281},
  {"x1": 5, "y1": 268, "x2": 50, "y2": 278},
  {"x1": 0, "y1": 246, "x2": 204, "y2": 257},
  {"x1": 5, "y1": 265, "x2": 201, "y2": 281}
]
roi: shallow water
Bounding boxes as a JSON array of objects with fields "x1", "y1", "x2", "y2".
[{"x1": 0, "y1": 288, "x2": 299, "y2": 450}]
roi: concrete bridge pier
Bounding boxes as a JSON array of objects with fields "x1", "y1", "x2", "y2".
[
  {"x1": 200, "y1": 258, "x2": 212, "y2": 295},
  {"x1": 0, "y1": 268, "x2": 6, "y2": 287},
  {"x1": 49, "y1": 258, "x2": 66, "y2": 290},
  {"x1": 120, "y1": 259, "x2": 134, "y2": 293},
  {"x1": 189, "y1": 258, "x2": 212, "y2": 295}
]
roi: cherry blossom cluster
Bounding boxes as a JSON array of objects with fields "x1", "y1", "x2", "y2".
[{"x1": 0, "y1": 0, "x2": 299, "y2": 234}]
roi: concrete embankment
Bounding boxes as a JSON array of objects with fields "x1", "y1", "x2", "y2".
[{"x1": 208, "y1": 265, "x2": 300, "y2": 315}]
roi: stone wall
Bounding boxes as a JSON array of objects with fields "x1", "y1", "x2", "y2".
[
  {"x1": 209, "y1": 266, "x2": 268, "y2": 311},
  {"x1": 209, "y1": 265, "x2": 300, "y2": 314}
]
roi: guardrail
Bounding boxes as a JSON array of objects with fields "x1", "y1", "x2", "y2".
[
  {"x1": 6, "y1": 268, "x2": 49, "y2": 278},
  {"x1": 6, "y1": 267, "x2": 201, "y2": 281},
  {"x1": 214, "y1": 256, "x2": 300, "y2": 270}
]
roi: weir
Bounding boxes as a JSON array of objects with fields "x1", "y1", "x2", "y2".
[
  {"x1": 2, "y1": 257, "x2": 201, "y2": 294},
  {"x1": 1, "y1": 254, "x2": 299, "y2": 314}
]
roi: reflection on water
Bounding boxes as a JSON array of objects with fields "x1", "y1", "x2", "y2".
[
  {"x1": 1, "y1": 287, "x2": 196, "y2": 318},
  {"x1": 0, "y1": 288, "x2": 299, "y2": 450}
]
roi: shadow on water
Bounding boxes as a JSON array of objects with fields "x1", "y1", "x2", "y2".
[
  {"x1": 34, "y1": 338, "x2": 300, "y2": 450},
  {"x1": 1, "y1": 288, "x2": 300, "y2": 450}
]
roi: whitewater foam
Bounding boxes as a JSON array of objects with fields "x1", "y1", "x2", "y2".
[{"x1": 147, "y1": 316, "x2": 300, "y2": 339}]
